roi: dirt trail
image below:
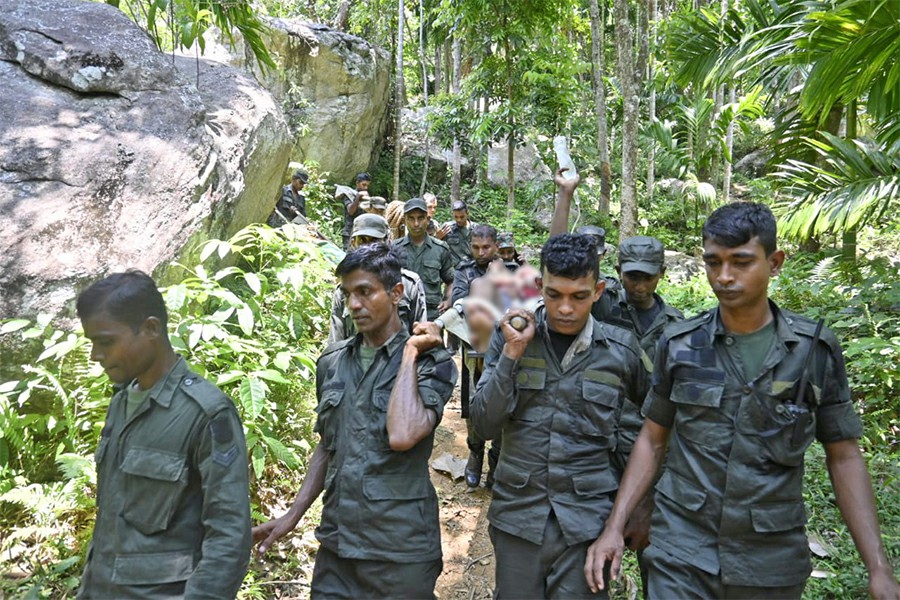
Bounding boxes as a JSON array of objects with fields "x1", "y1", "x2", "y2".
[{"x1": 430, "y1": 383, "x2": 496, "y2": 600}]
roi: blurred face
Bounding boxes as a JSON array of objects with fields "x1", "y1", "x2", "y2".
[
  {"x1": 452, "y1": 209, "x2": 468, "y2": 228},
  {"x1": 405, "y1": 209, "x2": 429, "y2": 239},
  {"x1": 702, "y1": 236, "x2": 783, "y2": 314},
  {"x1": 357, "y1": 179, "x2": 370, "y2": 192},
  {"x1": 472, "y1": 236, "x2": 498, "y2": 267},
  {"x1": 539, "y1": 271, "x2": 604, "y2": 335},
  {"x1": 351, "y1": 235, "x2": 385, "y2": 249},
  {"x1": 291, "y1": 178, "x2": 305, "y2": 192},
  {"x1": 620, "y1": 270, "x2": 663, "y2": 310},
  {"x1": 426, "y1": 199, "x2": 437, "y2": 218},
  {"x1": 498, "y1": 247, "x2": 516, "y2": 262},
  {"x1": 366, "y1": 205, "x2": 385, "y2": 216},
  {"x1": 83, "y1": 312, "x2": 157, "y2": 385},
  {"x1": 340, "y1": 269, "x2": 401, "y2": 336},
  {"x1": 515, "y1": 266, "x2": 541, "y2": 300}
]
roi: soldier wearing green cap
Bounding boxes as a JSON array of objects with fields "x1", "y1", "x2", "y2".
[
  {"x1": 328, "y1": 214, "x2": 427, "y2": 343},
  {"x1": 394, "y1": 197, "x2": 456, "y2": 320},
  {"x1": 497, "y1": 232, "x2": 525, "y2": 266}
]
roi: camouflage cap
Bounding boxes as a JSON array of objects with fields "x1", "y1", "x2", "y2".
[
  {"x1": 368, "y1": 195, "x2": 387, "y2": 209},
  {"x1": 619, "y1": 236, "x2": 665, "y2": 275},
  {"x1": 497, "y1": 232, "x2": 515, "y2": 249},
  {"x1": 351, "y1": 213, "x2": 390, "y2": 239},
  {"x1": 576, "y1": 225, "x2": 606, "y2": 245}
]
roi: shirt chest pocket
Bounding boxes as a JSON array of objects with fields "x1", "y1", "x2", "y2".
[
  {"x1": 670, "y1": 371, "x2": 729, "y2": 448},
  {"x1": 420, "y1": 258, "x2": 443, "y2": 287},
  {"x1": 737, "y1": 379, "x2": 816, "y2": 467},
  {"x1": 512, "y1": 361, "x2": 546, "y2": 422},
  {"x1": 580, "y1": 370, "x2": 620, "y2": 443},
  {"x1": 121, "y1": 447, "x2": 188, "y2": 535}
]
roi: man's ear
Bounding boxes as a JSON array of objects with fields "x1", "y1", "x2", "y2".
[
  {"x1": 536, "y1": 277, "x2": 544, "y2": 291},
  {"x1": 140, "y1": 316, "x2": 164, "y2": 340},
  {"x1": 593, "y1": 278, "x2": 606, "y2": 302},
  {"x1": 769, "y1": 249, "x2": 786, "y2": 277},
  {"x1": 391, "y1": 281, "x2": 404, "y2": 305}
]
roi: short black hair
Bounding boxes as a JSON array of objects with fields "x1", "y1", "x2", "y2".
[
  {"x1": 356, "y1": 172, "x2": 371, "y2": 182},
  {"x1": 471, "y1": 224, "x2": 498, "y2": 242},
  {"x1": 703, "y1": 202, "x2": 777, "y2": 256},
  {"x1": 335, "y1": 243, "x2": 402, "y2": 293},
  {"x1": 76, "y1": 270, "x2": 168, "y2": 332},
  {"x1": 540, "y1": 234, "x2": 599, "y2": 282}
]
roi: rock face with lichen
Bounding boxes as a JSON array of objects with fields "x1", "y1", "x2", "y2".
[{"x1": 0, "y1": 0, "x2": 292, "y2": 322}]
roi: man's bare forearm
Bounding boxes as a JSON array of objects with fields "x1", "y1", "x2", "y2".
[
  {"x1": 386, "y1": 344, "x2": 436, "y2": 451},
  {"x1": 286, "y1": 444, "x2": 328, "y2": 523},
  {"x1": 549, "y1": 187, "x2": 574, "y2": 236},
  {"x1": 605, "y1": 420, "x2": 669, "y2": 533}
]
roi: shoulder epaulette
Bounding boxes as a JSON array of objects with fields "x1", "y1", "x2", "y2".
[
  {"x1": 664, "y1": 309, "x2": 713, "y2": 338},
  {"x1": 780, "y1": 309, "x2": 842, "y2": 352},
  {"x1": 180, "y1": 375, "x2": 233, "y2": 417},
  {"x1": 431, "y1": 237, "x2": 451, "y2": 250},
  {"x1": 320, "y1": 336, "x2": 355, "y2": 358}
]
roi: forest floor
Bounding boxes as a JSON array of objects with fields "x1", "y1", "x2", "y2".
[{"x1": 430, "y1": 369, "x2": 497, "y2": 600}]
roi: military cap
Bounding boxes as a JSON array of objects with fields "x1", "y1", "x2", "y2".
[
  {"x1": 404, "y1": 197, "x2": 428, "y2": 214},
  {"x1": 293, "y1": 171, "x2": 309, "y2": 183},
  {"x1": 451, "y1": 200, "x2": 468, "y2": 211},
  {"x1": 368, "y1": 195, "x2": 387, "y2": 209},
  {"x1": 351, "y1": 213, "x2": 390, "y2": 239},
  {"x1": 576, "y1": 225, "x2": 606, "y2": 245},
  {"x1": 619, "y1": 235, "x2": 665, "y2": 275},
  {"x1": 497, "y1": 232, "x2": 515, "y2": 249}
]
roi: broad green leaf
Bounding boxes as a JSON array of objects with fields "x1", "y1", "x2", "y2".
[
  {"x1": 274, "y1": 352, "x2": 292, "y2": 371},
  {"x1": 237, "y1": 306, "x2": 254, "y2": 336},
  {"x1": 251, "y1": 444, "x2": 265, "y2": 479},
  {"x1": 239, "y1": 377, "x2": 266, "y2": 419},
  {"x1": 216, "y1": 370, "x2": 246, "y2": 386},
  {"x1": 244, "y1": 272, "x2": 262, "y2": 295},
  {"x1": 1, "y1": 319, "x2": 30, "y2": 334},
  {"x1": 166, "y1": 284, "x2": 188, "y2": 311},
  {"x1": 200, "y1": 240, "x2": 220, "y2": 262},
  {"x1": 254, "y1": 369, "x2": 289, "y2": 384}
]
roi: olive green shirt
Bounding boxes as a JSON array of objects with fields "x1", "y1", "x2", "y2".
[
  {"x1": 444, "y1": 221, "x2": 476, "y2": 266},
  {"x1": 394, "y1": 235, "x2": 455, "y2": 320},
  {"x1": 643, "y1": 302, "x2": 863, "y2": 587},
  {"x1": 78, "y1": 357, "x2": 251, "y2": 599},
  {"x1": 471, "y1": 307, "x2": 649, "y2": 546},
  {"x1": 592, "y1": 285, "x2": 684, "y2": 457},
  {"x1": 314, "y1": 330, "x2": 458, "y2": 562}
]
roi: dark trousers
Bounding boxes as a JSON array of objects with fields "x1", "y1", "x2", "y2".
[
  {"x1": 644, "y1": 545, "x2": 806, "y2": 600},
  {"x1": 466, "y1": 419, "x2": 500, "y2": 467},
  {"x1": 311, "y1": 545, "x2": 442, "y2": 599},
  {"x1": 489, "y1": 513, "x2": 604, "y2": 599}
]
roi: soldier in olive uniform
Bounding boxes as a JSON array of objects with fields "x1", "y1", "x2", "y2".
[
  {"x1": 253, "y1": 244, "x2": 458, "y2": 598},
  {"x1": 341, "y1": 172, "x2": 371, "y2": 250},
  {"x1": 328, "y1": 213, "x2": 427, "y2": 343},
  {"x1": 471, "y1": 234, "x2": 649, "y2": 599},
  {"x1": 436, "y1": 200, "x2": 477, "y2": 266},
  {"x1": 450, "y1": 224, "x2": 518, "y2": 489},
  {"x1": 497, "y1": 232, "x2": 525, "y2": 266},
  {"x1": 586, "y1": 203, "x2": 900, "y2": 599},
  {"x1": 394, "y1": 197, "x2": 455, "y2": 320},
  {"x1": 76, "y1": 271, "x2": 251, "y2": 599},
  {"x1": 269, "y1": 170, "x2": 308, "y2": 226}
]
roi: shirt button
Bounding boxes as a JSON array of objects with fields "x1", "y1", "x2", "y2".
[
  {"x1": 725, "y1": 336, "x2": 735, "y2": 346},
  {"x1": 185, "y1": 378, "x2": 193, "y2": 386},
  {"x1": 742, "y1": 385, "x2": 752, "y2": 394}
]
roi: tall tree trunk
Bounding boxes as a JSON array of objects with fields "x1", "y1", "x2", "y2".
[
  {"x1": 841, "y1": 100, "x2": 858, "y2": 263},
  {"x1": 589, "y1": 0, "x2": 611, "y2": 215},
  {"x1": 723, "y1": 84, "x2": 735, "y2": 202},
  {"x1": 434, "y1": 43, "x2": 442, "y2": 95},
  {"x1": 504, "y1": 28, "x2": 515, "y2": 225},
  {"x1": 647, "y1": 0, "x2": 657, "y2": 206},
  {"x1": 615, "y1": 0, "x2": 644, "y2": 238},
  {"x1": 392, "y1": 0, "x2": 405, "y2": 202},
  {"x1": 451, "y1": 35, "x2": 462, "y2": 203},
  {"x1": 418, "y1": 0, "x2": 430, "y2": 195},
  {"x1": 442, "y1": 39, "x2": 451, "y2": 94},
  {"x1": 334, "y1": 0, "x2": 351, "y2": 30}
]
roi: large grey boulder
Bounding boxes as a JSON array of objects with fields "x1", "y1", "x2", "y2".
[
  {"x1": 0, "y1": 0, "x2": 291, "y2": 321},
  {"x1": 229, "y1": 20, "x2": 391, "y2": 184},
  {"x1": 487, "y1": 142, "x2": 552, "y2": 187}
]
